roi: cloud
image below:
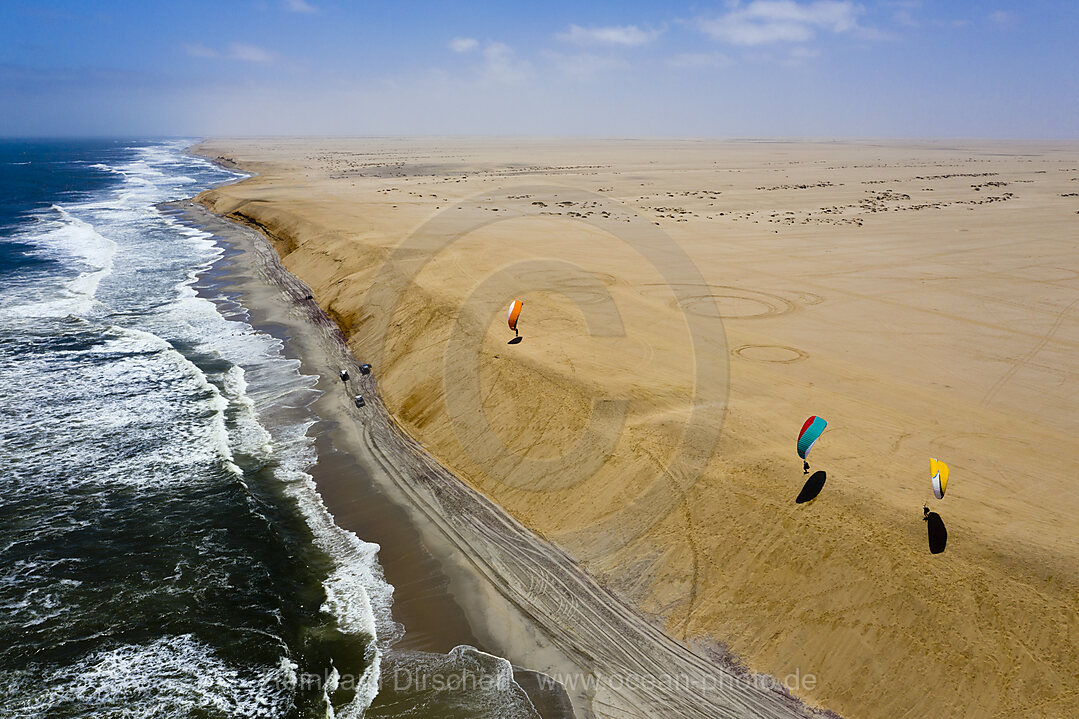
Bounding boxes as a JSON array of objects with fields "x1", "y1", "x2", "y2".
[
  {"x1": 666, "y1": 52, "x2": 731, "y2": 69},
  {"x1": 449, "y1": 37, "x2": 479, "y2": 53},
  {"x1": 558, "y1": 24, "x2": 662, "y2": 47},
  {"x1": 988, "y1": 10, "x2": 1013, "y2": 27},
  {"x1": 481, "y1": 42, "x2": 530, "y2": 84},
  {"x1": 228, "y1": 43, "x2": 276, "y2": 63},
  {"x1": 892, "y1": 10, "x2": 918, "y2": 28},
  {"x1": 184, "y1": 42, "x2": 275, "y2": 63},
  {"x1": 284, "y1": 0, "x2": 318, "y2": 13},
  {"x1": 698, "y1": 1, "x2": 863, "y2": 46},
  {"x1": 884, "y1": 1, "x2": 921, "y2": 28},
  {"x1": 784, "y1": 45, "x2": 821, "y2": 65},
  {"x1": 441, "y1": 40, "x2": 529, "y2": 84},
  {"x1": 545, "y1": 52, "x2": 627, "y2": 80}
]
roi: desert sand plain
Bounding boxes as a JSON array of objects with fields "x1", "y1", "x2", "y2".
[{"x1": 194, "y1": 138, "x2": 1079, "y2": 719}]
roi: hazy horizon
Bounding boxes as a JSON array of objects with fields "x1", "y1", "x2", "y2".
[{"x1": 2, "y1": 1, "x2": 1076, "y2": 138}]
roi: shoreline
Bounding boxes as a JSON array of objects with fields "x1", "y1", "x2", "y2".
[
  {"x1": 168, "y1": 200, "x2": 581, "y2": 718},
  {"x1": 172, "y1": 196, "x2": 825, "y2": 719}
]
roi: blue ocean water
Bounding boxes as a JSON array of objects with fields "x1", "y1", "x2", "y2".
[{"x1": 0, "y1": 141, "x2": 392, "y2": 718}]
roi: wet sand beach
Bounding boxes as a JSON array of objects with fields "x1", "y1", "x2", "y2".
[{"x1": 190, "y1": 138, "x2": 1079, "y2": 719}]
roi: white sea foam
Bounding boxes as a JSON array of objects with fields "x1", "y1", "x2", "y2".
[
  {"x1": 141, "y1": 144, "x2": 398, "y2": 714},
  {"x1": 218, "y1": 329, "x2": 399, "y2": 714},
  {"x1": 0, "y1": 144, "x2": 334, "y2": 718},
  {"x1": 382, "y1": 646, "x2": 541, "y2": 719},
  {"x1": 0, "y1": 142, "x2": 396, "y2": 717},
  {"x1": 0, "y1": 635, "x2": 297, "y2": 719},
  {"x1": 96, "y1": 325, "x2": 245, "y2": 480},
  {"x1": 0, "y1": 205, "x2": 118, "y2": 318}
]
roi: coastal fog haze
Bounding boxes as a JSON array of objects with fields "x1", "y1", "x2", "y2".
[{"x1": 1, "y1": 2, "x2": 1078, "y2": 719}]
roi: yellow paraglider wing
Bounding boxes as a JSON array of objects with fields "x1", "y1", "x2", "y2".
[{"x1": 930, "y1": 458, "x2": 949, "y2": 499}]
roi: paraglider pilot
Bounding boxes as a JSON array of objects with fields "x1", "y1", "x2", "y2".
[
  {"x1": 508, "y1": 299, "x2": 523, "y2": 338},
  {"x1": 797, "y1": 416, "x2": 827, "y2": 476}
]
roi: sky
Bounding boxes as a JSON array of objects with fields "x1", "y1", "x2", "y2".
[{"x1": 0, "y1": 0, "x2": 1075, "y2": 137}]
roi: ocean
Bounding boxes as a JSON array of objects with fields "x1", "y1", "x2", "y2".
[
  {"x1": 0, "y1": 140, "x2": 399, "y2": 718},
  {"x1": 0, "y1": 140, "x2": 547, "y2": 719}
]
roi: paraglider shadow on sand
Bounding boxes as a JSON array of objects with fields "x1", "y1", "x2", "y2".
[
  {"x1": 795, "y1": 471, "x2": 826, "y2": 504},
  {"x1": 925, "y1": 510, "x2": 948, "y2": 554},
  {"x1": 507, "y1": 336, "x2": 523, "y2": 345}
]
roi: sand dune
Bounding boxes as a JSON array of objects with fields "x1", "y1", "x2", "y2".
[{"x1": 194, "y1": 138, "x2": 1079, "y2": 719}]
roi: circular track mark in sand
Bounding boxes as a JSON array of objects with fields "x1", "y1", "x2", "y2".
[
  {"x1": 683, "y1": 288, "x2": 796, "y2": 319},
  {"x1": 639, "y1": 283, "x2": 796, "y2": 319},
  {"x1": 514, "y1": 268, "x2": 619, "y2": 305},
  {"x1": 733, "y1": 344, "x2": 809, "y2": 363}
]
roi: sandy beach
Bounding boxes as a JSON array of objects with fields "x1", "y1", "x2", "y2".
[{"x1": 191, "y1": 138, "x2": 1079, "y2": 719}]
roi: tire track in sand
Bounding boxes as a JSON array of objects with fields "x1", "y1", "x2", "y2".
[{"x1": 982, "y1": 295, "x2": 1079, "y2": 406}]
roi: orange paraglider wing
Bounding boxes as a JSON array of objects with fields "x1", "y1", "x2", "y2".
[{"x1": 507, "y1": 300, "x2": 523, "y2": 332}]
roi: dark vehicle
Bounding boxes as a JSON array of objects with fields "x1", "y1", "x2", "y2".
[
  {"x1": 359, "y1": 364, "x2": 372, "y2": 375},
  {"x1": 353, "y1": 395, "x2": 366, "y2": 408},
  {"x1": 339, "y1": 369, "x2": 349, "y2": 382}
]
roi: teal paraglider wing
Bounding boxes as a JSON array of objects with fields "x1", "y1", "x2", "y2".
[{"x1": 797, "y1": 416, "x2": 827, "y2": 459}]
